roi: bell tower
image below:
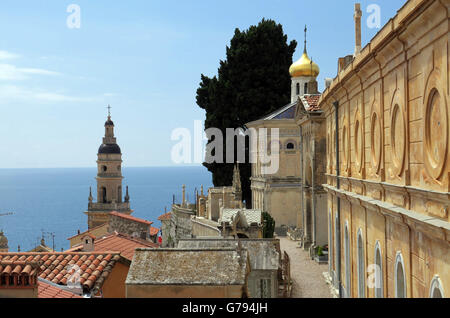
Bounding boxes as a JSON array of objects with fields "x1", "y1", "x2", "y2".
[{"x1": 85, "y1": 106, "x2": 133, "y2": 229}]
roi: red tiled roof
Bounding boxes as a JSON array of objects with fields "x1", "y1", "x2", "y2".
[
  {"x1": 150, "y1": 227, "x2": 160, "y2": 236},
  {"x1": 67, "y1": 232, "x2": 159, "y2": 261},
  {"x1": 110, "y1": 211, "x2": 153, "y2": 225},
  {"x1": 0, "y1": 260, "x2": 40, "y2": 276},
  {"x1": 158, "y1": 212, "x2": 172, "y2": 221},
  {"x1": 303, "y1": 94, "x2": 321, "y2": 111},
  {"x1": 38, "y1": 279, "x2": 82, "y2": 298},
  {"x1": 0, "y1": 252, "x2": 123, "y2": 294}
]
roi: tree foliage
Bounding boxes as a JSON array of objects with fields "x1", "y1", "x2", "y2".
[
  {"x1": 196, "y1": 19, "x2": 297, "y2": 206},
  {"x1": 262, "y1": 211, "x2": 276, "y2": 239}
]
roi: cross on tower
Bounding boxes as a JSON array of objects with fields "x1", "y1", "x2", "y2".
[
  {"x1": 304, "y1": 25, "x2": 308, "y2": 54},
  {"x1": 107, "y1": 104, "x2": 112, "y2": 117}
]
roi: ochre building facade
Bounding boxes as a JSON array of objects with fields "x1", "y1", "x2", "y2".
[{"x1": 322, "y1": 0, "x2": 449, "y2": 298}]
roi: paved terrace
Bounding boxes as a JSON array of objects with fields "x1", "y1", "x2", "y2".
[{"x1": 279, "y1": 237, "x2": 333, "y2": 298}]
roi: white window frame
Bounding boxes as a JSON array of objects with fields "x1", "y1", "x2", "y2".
[
  {"x1": 430, "y1": 275, "x2": 445, "y2": 298},
  {"x1": 344, "y1": 221, "x2": 351, "y2": 298},
  {"x1": 334, "y1": 214, "x2": 339, "y2": 287},
  {"x1": 328, "y1": 209, "x2": 333, "y2": 275},
  {"x1": 374, "y1": 240, "x2": 383, "y2": 298},
  {"x1": 394, "y1": 252, "x2": 407, "y2": 298},
  {"x1": 357, "y1": 228, "x2": 365, "y2": 298}
]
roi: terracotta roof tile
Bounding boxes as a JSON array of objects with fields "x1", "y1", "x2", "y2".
[
  {"x1": 301, "y1": 94, "x2": 321, "y2": 112},
  {"x1": 0, "y1": 252, "x2": 122, "y2": 294},
  {"x1": 149, "y1": 227, "x2": 160, "y2": 236},
  {"x1": 89, "y1": 232, "x2": 159, "y2": 261},
  {"x1": 38, "y1": 279, "x2": 82, "y2": 298},
  {"x1": 110, "y1": 211, "x2": 153, "y2": 225},
  {"x1": 157, "y1": 212, "x2": 172, "y2": 221}
]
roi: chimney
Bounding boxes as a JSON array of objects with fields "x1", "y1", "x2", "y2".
[
  {"x1": 307, "y1": 79, "x2": 319, "y2": 94},
  {"x1": 199, "y1": 198, "x2": 205, "y2": 217},
  {"x1": 82, "y1": 234, "x2": 95, "y2": 252},
  {"x1": 354, "y1": 3, "x2": 362, "y2": 56},
  {"x1": 182, "y1": 185, "x2": 186, "y2": 207}
]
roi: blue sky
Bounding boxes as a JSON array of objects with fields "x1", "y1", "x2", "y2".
[{"x1": 0, "y1": 0, "x2": 406, "y2": 168}]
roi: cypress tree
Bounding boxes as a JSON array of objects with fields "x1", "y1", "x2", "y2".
[{"x1": 196, "y1": 19, "x2": 297, "y2": 207}]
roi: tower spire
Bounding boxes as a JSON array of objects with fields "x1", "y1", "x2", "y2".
[
  {"x1": 125, "y1": 186, "x2": 130, "y2": 202},
  {"x1": 88, "y1": 186, "x2": 93, "y2": 203},
  {"x1": 304, "y1": 25, "x2": 307, "y2": 54},
  {"x1": 107, "y1": 104, "x2": 112, "y2": 119}
]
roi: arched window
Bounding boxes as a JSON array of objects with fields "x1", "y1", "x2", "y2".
[
  {"x1": 374, "y1": 241, "x2": 383, "y2": 298},
  {"x1": 328, "y1": 209, "x2": 333, "y2": 275},
  {"x1": 286, "y1": 142, "x2": 295, "y2": 150},
  {"x1": 344, "y1": 222, "x2": 351, "y2": 298},
  {"x1": 296, "y1": 83, "x2": 300, "y2": 95},
  {"x1": 395, "y1": 252, "x2": 406, "y2": 298},
  {"x1": 101, "y1": 187, "x2": 107, "y2": 203},
  {"x1": 304, "y1": 83, "x2": 308, "y2": 95},
  {"x1": 357, "y1": 229, "x2": 365, "y2": 298},
  {"x1": 430, "y1": 276, "x2": 444, "y2": 298},
  {"x1": 334, "y1": 215, "x2": 339, "y2": 285}
]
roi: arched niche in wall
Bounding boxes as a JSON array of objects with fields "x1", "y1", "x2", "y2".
[
  {"x1": 353, "y1": 100, "x2": 364, "y2": 174},
  {"x1": 390, "y1": 89, "x2": 406, "y2": 178},
  {"x1": 423, "y1": 67, "x2": 448, "y2": 181},
  {"x1": 370, "y1": 97, "x2": 382, "y2": 175},
  {"x1": 342, "y1": 115, "x2": 350, "y2": 173}
]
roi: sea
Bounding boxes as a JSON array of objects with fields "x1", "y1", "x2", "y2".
[{"x1": 0, "y1": 166, "x2": 212, "y2": 252}]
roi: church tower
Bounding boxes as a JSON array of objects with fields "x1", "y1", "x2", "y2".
[
  {"x1": 0, "y1": 231, "x2": 8, "y2": 252},
  {"x1": 85, "y1": 106, "x2": 133, "y2": 229},
  {"x1": 232, "y1": 162, "x2": 242, "y2": 203},
  {"x1": 289, "y1": 26, "x2": 320, "y2": 102}
]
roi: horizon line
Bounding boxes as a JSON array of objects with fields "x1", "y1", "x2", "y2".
[{"x1": 0, "y1": 164, "x2": 207, "y2": 170}]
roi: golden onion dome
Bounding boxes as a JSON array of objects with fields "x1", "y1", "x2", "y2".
[{"x1": 289, "y1": 51, "x2": 320, "y2": 78}]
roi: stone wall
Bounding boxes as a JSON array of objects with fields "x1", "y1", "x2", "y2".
[
  {"x1": 191, "y1": 218, "x2": 221, "y2": 237},
  {"x1": 247, "y1": 270, "x2": 278, "y2": 298},
  {"x1": 108, "y1": 214, "x2": 149, "y2": 240},
  {"x1": 169, "y1": 205, "x2": 194, "y2": 247}
]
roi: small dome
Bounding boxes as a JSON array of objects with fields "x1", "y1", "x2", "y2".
[
  {"x1": 105, "y1": 118, "x2": 114, "y2": 126},
  {"x1": 98, "y1": 143, "x2": 121, "y2": 154},
  {"x1": 289, "y1": 52, "x2": 320, "y2": 78}
]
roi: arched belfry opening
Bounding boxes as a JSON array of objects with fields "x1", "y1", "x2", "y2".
[{"x1": 101, "y1": 187, "x2": 107, "y2": 203}]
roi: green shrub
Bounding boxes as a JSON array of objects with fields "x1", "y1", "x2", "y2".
[
  {"x1": 317, "y1": 246, "x2": 324, "y2": 256},
  {"x1": 262, "y1": 212, "x2": 275, "y2": 238}
]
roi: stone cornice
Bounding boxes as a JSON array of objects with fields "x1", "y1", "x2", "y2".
[{"x1": 323, "y1": 184, "x2": 450, "y2": 242}]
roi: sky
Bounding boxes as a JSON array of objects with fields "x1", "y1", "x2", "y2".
[{"x1": 0, "y1": 0, "x2": 406, "y2": 168}]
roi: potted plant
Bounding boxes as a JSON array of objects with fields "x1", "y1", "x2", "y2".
[{"x1": 314, "y1": 245, "x2": 329, "y2": 264}]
